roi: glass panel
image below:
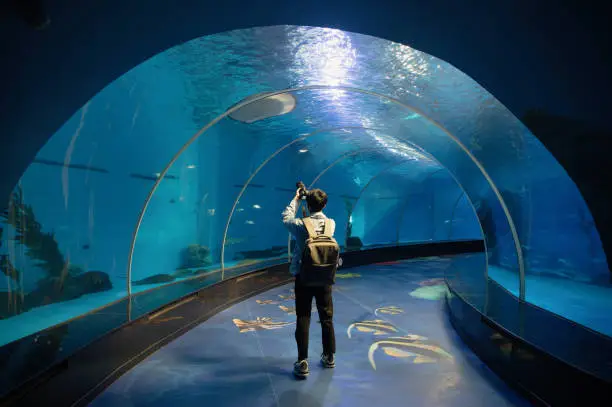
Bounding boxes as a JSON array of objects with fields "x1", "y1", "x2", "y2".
[
  {"x1": 311, "y1": 150, "x2": 403, "y2": 252},
  {"x1": 522, "y1": 177, "x2": 611, "y2": 336},
  {"x1": 397, "y1": 180, "x2": 436, "y2": 244},
  {"x1": 223, "y1": 128, "x2": 368, "y2": 267},
  {"x1": 431, "y1": 176, "x2": 479, "y2": 241},
  {"x1": 447, "y1": 192, "x2": 482, "y2": 240},
  {"x1": 445, "y1": 252, "x2": 488, "y2": 312},
  {"x1": 351, "y1": 161, "x2": 444, "y2": 249}
]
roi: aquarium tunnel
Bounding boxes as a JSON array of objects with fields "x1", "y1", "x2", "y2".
[{"x1": 1, "y1": 26, "x2": 611, "y2": 407}]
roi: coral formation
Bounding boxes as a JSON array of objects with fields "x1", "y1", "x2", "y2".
[{"x1": 180, "y1": 244, "x2": 212, "y2": 269}]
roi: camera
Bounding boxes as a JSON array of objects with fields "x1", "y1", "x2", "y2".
[{"x1": 296, "y1": 181, "x2": 309, "y2": 200}]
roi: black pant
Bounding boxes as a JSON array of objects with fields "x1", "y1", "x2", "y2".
[{"x1": 294, "y1": 278, "x2": 336, "y2": 361}]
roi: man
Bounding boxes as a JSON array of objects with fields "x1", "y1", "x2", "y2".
[{"x1": 282, "y1": 187, "x2": 336, "y2": 379}]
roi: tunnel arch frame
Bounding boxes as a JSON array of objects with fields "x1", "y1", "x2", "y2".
[
  {"x1": 395, "y1": 168, "x2": 446, "y2": 244},
  {"x1": 219, "y1": 126, "x2": 384, "y2": 279}
]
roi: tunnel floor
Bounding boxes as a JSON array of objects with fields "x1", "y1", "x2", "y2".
[{"x1": 90, "y1": 256, "x2": 529, "y2": 407}]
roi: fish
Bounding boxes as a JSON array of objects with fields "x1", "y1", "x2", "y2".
[
  {"x1": 279, "y1": 305, "x2": 295, "y2": 314},
  {"x1": 336, "y1": 273, "x2": 361, "y2": 279},
  {"x1": 232, "y1": 317, "x2": 294, "y2": 333},
  {"x1": 256, "y1": 299, "x2": 279, "y2": 305},
  {"x1": 347, "y1": 320, "x2": 399, "y2": 338},
  {"x1": 278, "y1": 294, "x2": 296, "y2": 300},
  {"x1": 368, "y1": 335, "x2": 454, "y2": 370},
  {"x1": 374, "y1": 306, "x2": 404, "y2": 316}
]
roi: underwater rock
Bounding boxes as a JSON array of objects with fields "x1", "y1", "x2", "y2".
[
  {"x1": 172, "y1": 268, "x2": 196, "y2": 278},
  {"x1": 234, "y1": 246, "x2": 287, "y2": 260},
  {"x1": 0, "y1": 269, "x2": 114, "y2": 318},
  {"x1": 180, "y1": 244, "x2": 212, "y2": 269},
  {"x1": 132, "y1": 274, "x2": 176, "y2": 286},
  {"x1": 68, "y1": 264, "x2": 85, "y2": 275},
  {"x1": 73, "y1": 271, "x2": 112, "y2": 293},
  {"x1": 26, "y1": 270, "x2": 113, "y2": 306}
]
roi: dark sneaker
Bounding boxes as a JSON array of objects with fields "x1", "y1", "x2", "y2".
[
  {"x1": 321, "y1": 353, "x2": 335, "y2": 368},
  {"x1": 293, "y1": 359, "x2": 309, "y2": 378}
]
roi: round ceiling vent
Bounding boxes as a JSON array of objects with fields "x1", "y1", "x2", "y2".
[{"x1": 228, "y1": 92, "x2": 297, "y2": 124}]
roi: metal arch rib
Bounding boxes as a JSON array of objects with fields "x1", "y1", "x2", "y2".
[{"x1": 447, "y1": 191, "x2": 467, "y2": 240}]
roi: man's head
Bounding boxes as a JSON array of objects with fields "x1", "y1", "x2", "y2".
[{"x1": 306, "y1": 188, "x2": 328, "y2": 213}]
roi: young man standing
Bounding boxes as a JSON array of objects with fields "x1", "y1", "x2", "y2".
[{"x1": 282, "y1": 187, "x2": 337, "y2": 378}]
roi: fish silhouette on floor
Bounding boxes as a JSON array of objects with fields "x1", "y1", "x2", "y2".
[
  {"x1": 374, "y1": 306, "x2": 404, "y2": 316},
  {"x1": 347, "y1": 320, "x2": 399, "y2": 338},
  {"x1": 232, "y1": 317, "x2": 294, "y2": 333},
  {"x1": 368, "y1": 335, "x2": 454, "y2": 370},
  {"x1": 256, "y1": 299, "x2": 279, "y2": 305},
  {"x1": 278, "y1": 293, "x2": 296, "y2": 301}
]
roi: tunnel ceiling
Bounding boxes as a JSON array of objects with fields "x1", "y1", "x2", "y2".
[{"x1": 3, "y1": 25, "x2": 609, "y2": 302}]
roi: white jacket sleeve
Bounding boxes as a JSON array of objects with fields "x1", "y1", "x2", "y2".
[{"x1": 282, "y1": 198, "x2": 302, "y2": 236}]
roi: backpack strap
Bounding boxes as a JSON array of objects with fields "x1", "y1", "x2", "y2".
[
  {"x1": 321, "y1": 219, "x2": 333, "y2": 237},
  {"x1": 302, "y1": 217, "x2": 316, "y2": 238}
]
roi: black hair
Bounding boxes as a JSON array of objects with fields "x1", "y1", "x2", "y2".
[{"x1": 306, "y1": 188, "x2": 328, "y2": 213}]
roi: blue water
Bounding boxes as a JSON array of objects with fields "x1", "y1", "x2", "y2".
[{"x1": 1, "y1": 25, "x2": 610, "y2": 396}]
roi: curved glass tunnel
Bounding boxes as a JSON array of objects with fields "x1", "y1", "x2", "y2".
[{"x1": 0, "y1": 25, "x2": 610, "y2": 400}]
